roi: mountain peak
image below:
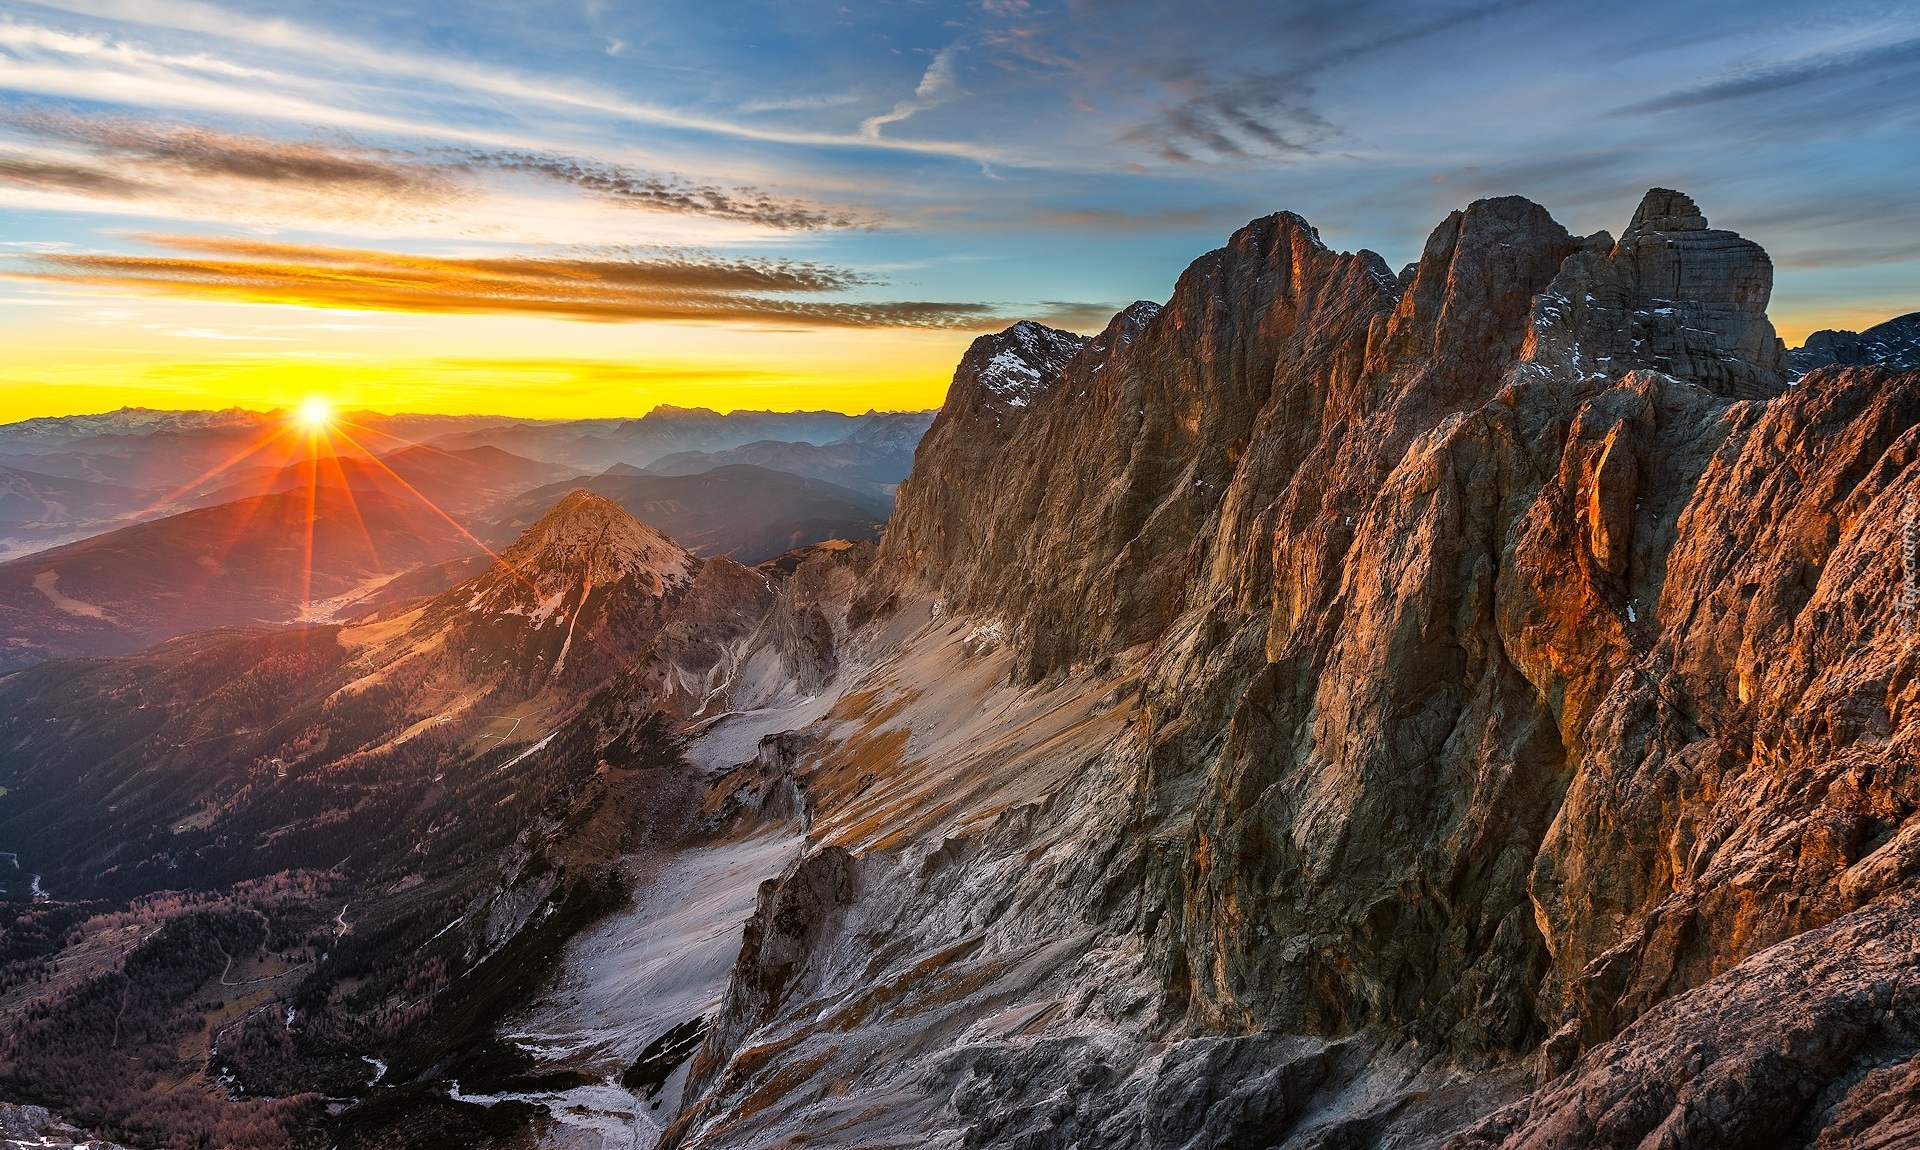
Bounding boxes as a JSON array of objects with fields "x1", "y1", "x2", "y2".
[
  {"x1": 959, "y1": 320, "x2": 1088, "y2": 412},
  {"x1": 1628, "y1": 187, "x2": 1709, "y2": 233},
  {"x1": 428, "y1": 489, "x2": 696, "y2": 683},
  {"x1": 500, "y1": 489, "x2": 694, "y2": 588}
]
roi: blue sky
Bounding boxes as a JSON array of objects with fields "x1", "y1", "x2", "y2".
[{"x1": 0, "y1": 0, "x2": 1916, "y2": 417}]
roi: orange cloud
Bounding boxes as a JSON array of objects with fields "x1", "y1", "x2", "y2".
[{"x1": 7, "y1": 235, "x2": 1014, "y2": 329}]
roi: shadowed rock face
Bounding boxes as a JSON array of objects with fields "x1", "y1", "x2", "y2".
[
  {"x1": 662, "y1": 190, "x2": 1920, "y2": 1149},
  {"x1": 1522, "y1": 188, "x2": 1787, "y2": 399},
  {"x1": 1793, "y1": 310, "x2": 1920, "y2": 377}
]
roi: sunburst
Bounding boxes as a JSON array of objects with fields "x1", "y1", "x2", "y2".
[{"x1": 295, "y1": 398, "x2": 334, "y2": 432}]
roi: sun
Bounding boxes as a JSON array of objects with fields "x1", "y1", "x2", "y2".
[{"x1": 295, "y1": 398, "x2": 334, "y2": 431}]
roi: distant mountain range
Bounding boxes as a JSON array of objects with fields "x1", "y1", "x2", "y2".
[
  {"x1": 494, "y1": 464, "x2": 890, "y2": 563},
  {"x1": 0, "y1": 406, "x2": 932, "y2": 670},
  {"x1": 419, "y1": 406, "x2": 930, "y2": 472},
  {"x1": 186, "y1": 443, "x2": 572, "y2": 518},
  {"x1": 643, "y1": 440, "x2": 908, "y2": 502},
  {"x1": 1791, "y1": 310, "x2": 1920, "y2": 376},
  {"x1": 0, "y1": 406, "x2": 933, "y2": 565},
  {"x1": 0, "y1": 464, "x2": 155, "y2": 554}
]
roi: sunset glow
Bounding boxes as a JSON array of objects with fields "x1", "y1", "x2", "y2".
[
  {"x1": 0, "y1": 1, "x2": 1914, "y2": 421},
  {"x1": 295, "y1": 398, "x2": 334, "y2": 431}
]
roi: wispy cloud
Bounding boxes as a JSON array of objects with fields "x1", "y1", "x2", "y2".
[
  {"x1": 2, "y1": 234, "x2": 1018, "y2": 328},
  {"x1": 0, "y1": 109, "x2": 869, "y2": 231},
  {"x1": 1614, "y1": 35, "x2": 1920, "y2": 116},
  {"x1": 0, "y1": 6, "x2": 1007, "y2": 163},
  {"x1": 862, "y1": 46, "x2": 963, "y2": 139},
  {"x1": 0, "y1": 152, "x2": 146, "y2": 194},
  {"x1": 1124, "y1": 70, "x2": 1328, "y2": 163},
  {"x1": 1106, "y1": 0, "x2": 1543, "y2": 162},
  {"x1": 465, "y1": 150, "x2": 869, "y2": 230},
  {"x1": 739, "y1": 91, "x2": 864, "y2": 114},
  {"x1": 7, "y1": 109, "x2": 443, "y2": 192}
]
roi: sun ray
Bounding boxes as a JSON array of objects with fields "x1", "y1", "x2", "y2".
[
  {"x1": 192, "y1": 466, "x2": 286, "y2": 612},
  {"x1": 300, "y1": 420, "x2": 320, "y2": 622},
  {"x1": 316, "y1": 445, "x2": 386, "y2": 581},
  {"x1": 134, "y1": 422, "x2": 299, "y2": 519},
  {"x1": 331, "y1": 421, "x2": 535, "y2": 595}
]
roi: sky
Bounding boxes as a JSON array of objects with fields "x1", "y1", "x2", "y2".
[{"x1": 0, "y1": 0, "x2": 1917, "y2": 420}]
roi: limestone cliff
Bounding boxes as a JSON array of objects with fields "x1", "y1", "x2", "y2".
[{"x1": 659, "y1": 189, "x2": 1920, "y2": 1148}]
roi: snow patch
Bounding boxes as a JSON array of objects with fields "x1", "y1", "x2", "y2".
[
  {"x1": 494, "y1": 734, "x2": 554, "y2": 774},
  {"x1": 490, "y1": 828, "x2": 803, "y2": 1147},
  {"x1": 983, "y1": 349, "x2": 1045, "y2": 406},
  {"x1": 974, "y1": 322, "x2": 1087, "y2": 408}
]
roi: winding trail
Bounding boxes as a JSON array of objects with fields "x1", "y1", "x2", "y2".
[{"x1": 215, "y1": 941, "x2": 311, "y2": 988}]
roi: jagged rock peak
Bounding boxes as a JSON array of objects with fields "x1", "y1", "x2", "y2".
[
  {"x1": 955, "y1": 319, "x2": 1088, "y2": 413},
  {"x1": 1074, "y1": 300, "x2": 1162, "y2": 369},
  {"x1": 414, "y1": 488, "x2": 696, "y2": 689},
  {"x1": 1626, "y1": 187, "x2": 1709, "y2": 233},
  {"x1": 498, "y1": 488, "x2": 696, "y2": 591},
  {"x1": 1365, "y1": 195, "x2": 1577, "y2": 385},
  {"x1": 1521, "y1": 186, "x2": 1787, "y2": 399}
]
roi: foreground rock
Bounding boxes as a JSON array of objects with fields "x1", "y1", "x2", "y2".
[{"x1": 0, "y1": 1103, "x2": 127, "y2": 1150}]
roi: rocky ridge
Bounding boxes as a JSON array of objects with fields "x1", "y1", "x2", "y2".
[
  {"x1": 1793, "y1": 310, "x2": 1920, "y2": 377},
  {"x1": 648, "y1": 189, "x2": 1920, "y2": 1148}
]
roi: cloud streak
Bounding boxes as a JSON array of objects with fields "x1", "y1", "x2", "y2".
[
  {"x1": 0, "y1": 109, "x2": 870, "y2": 230},
  {"x1": 2, "y1": 234, "x2": 1026, "y2": 329},
  {"x1": 467, "y1": 151, "x2": 868, "y2": 230},
  {"x1": 862, "y1": 46, "x2": 963, "y2": 139},
  {"x1": 1614, "y1": 35, "x2": 1920, "y2": 116}
]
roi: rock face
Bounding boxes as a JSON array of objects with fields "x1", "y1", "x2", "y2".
[
  {"x1": 0, "y1": 1102, "x2": 127, "y2": 1149},
  {"x1": 1453, "y1": 894, "x2": 1920, "y2": 1149},
  {"x1": 1793, "y1": 310, "x2": 1920, "y2": 377},
  {"x1": 659, "y1": 189, "x2": 1920, "y2": 1148},
  {"x1": 1523, "y1": 188, "x2": 1787, "y2": 398}
]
